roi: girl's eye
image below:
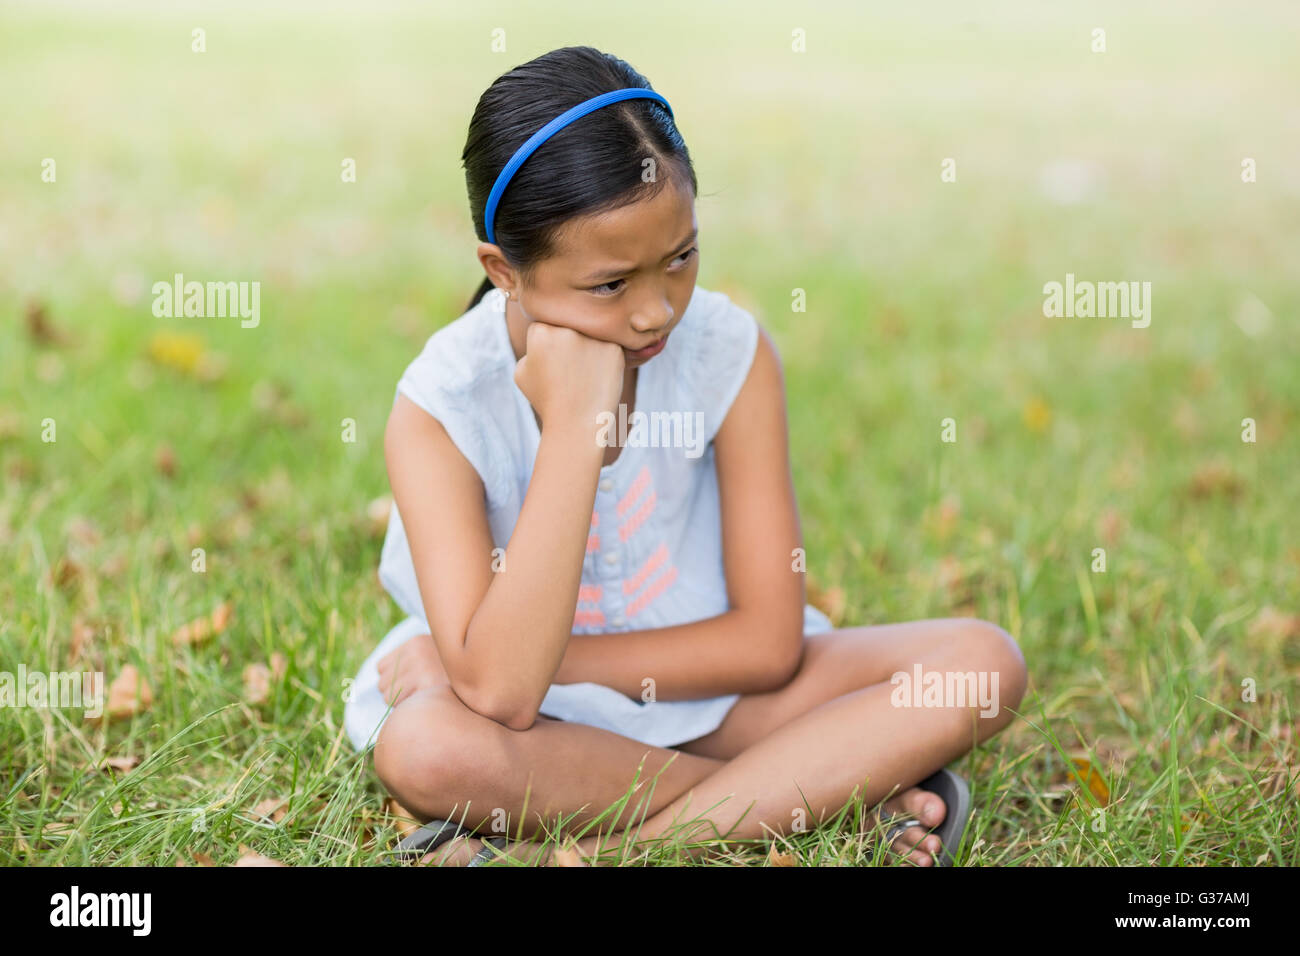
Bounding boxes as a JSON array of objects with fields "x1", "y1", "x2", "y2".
[
  {"x1": 587, "y1": 247, "x2": 699, "y2": 297},
  {"x1": 589, "y1": 278, "x2": 625, "y2": 297},
  {"x1": 672, "y1": 246, "x2": 699, "y2": 269}
]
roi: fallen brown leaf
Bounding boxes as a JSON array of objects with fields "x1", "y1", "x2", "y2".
[
  {"x1": 242, "y1": 663, "x2": 271, "y2": 705},
  {"x1": 98, "y1": 665, "x2": 153, "y2": 722},
  {"x1": 155, "y1": 443, "x2": 176, "y2": 478},
  {"x1": 249, "y1": 797, "x2": 288, "y2": 824},
  {"x1": 69, "y1": 617, "x2": 94, "y2": 666},
  {"x1": 1249, "y1": 606, "x2": 1300, "y2": 642},
  {"x1": 1188, "y1": 459, "x2": 1244, "y2": 499},
  {"x1": 766, "y1": 844, "x2": 797, "y2": 866},
  {"x1": 385, "y1": 799, "x2": 421, "y2": 840},
  {"x1": 171, "y1": 601, "x2": 234, "y2": 647},
  {"x1": 102, "y1": 755, "x2": 142, "y2": 773},
  {"x1": 234, "y1": 846, "x2": 287, "y2": 867},
  {"x1": 1069, "y1": 757, "x2": 1111, "y2": 808},
  {"x1": 25, "y1": 300, "x2": 70, "y2": 346},
  {"x1": 551, "y1": 840, "x2": 589, "y2": 867}
]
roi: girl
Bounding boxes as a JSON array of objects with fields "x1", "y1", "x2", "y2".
[{"x1": 343, "y1": 45, "x2": 1027, "y2": 866}]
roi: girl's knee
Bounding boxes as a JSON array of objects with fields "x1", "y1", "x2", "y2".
[
  {"x1": 946, "y1": 619, "x2": 1028, "y2": 717},
  {"x1": 373, "y1": 685, "x2": 496, "y2": 811}
]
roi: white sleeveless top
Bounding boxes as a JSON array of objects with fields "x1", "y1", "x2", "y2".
[{"x1": 346, "y1": 285, "x2": 832, "y2": 752}]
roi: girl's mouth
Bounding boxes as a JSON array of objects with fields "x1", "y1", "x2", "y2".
[{"x1": 626, "y1": 335, "x2": 668, "y2": 361}]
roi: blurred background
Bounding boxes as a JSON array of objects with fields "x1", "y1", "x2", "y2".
[{"x1": 2, "y1": 0, "x2": 1296, "y2": 864}]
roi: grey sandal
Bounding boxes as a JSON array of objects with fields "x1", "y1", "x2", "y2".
[
  {"x1": 878, "y1": 768, "x2": 972, "y2": 867},
  {"x1": 391, "y1": 817, "x2": 510, "y2": 866}
]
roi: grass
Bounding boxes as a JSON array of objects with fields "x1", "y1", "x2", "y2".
[{"x1": 1, "y1": 0, "x2": 1297, "y2": 866}]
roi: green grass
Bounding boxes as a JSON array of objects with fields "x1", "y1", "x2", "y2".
[{"x1": 2, "y1": 0, "x2": 1297, "y2": 865}]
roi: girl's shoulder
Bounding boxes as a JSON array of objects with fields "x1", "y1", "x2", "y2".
[
  {"x1": 670, "y1": 285, "x2": 761, "y2": 445},
  {"x1": 395, "y1": 297, "x2": 517, "y2": 421},
  {"x1": 387, "y1": 297, "x2": 519, "y2": 502}
]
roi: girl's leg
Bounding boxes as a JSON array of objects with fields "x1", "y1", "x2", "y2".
[
  {"x1": 374, "y1": 686, "x2": 727, "y2": 848},
  {"x1": 376, "y1": 616, "x2": 1025, "y2": 865},
  {"x1": 568, "y1": 616, "x2": 1027, "y2": 863}
]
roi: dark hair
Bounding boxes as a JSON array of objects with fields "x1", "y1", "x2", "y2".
[{"x1": 461, "y1": 46, "x2": 698, "y2": 313}]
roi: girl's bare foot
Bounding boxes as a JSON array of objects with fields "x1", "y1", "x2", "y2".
[
  {"x1": 414, "y1": 786, "x2": 949, "y2": 867},
  {"x1": 874, "y1": 785, "x2": 947, "y2": 866}
]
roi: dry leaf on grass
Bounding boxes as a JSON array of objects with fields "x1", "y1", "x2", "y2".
[
  {"x1": 1096, "y1": 508, "x2": 1127, "y2": 547},
  {"x1": 384, "y1": 799, "x2": 421, "y2": 839},
  {"x1": 1187, "y1": 460, "x2": 1244, "y2": 499},
  {"x1": 242, "y1": 663, "x2": 271, "y2": 705},
  {"x1": 25, "y1": 300, "x2": 71, "y2": 346},
  {"x1": 69, "y1": 617, "x2": 94, "y2": 666},
  {"x1": 101, "y1": 755, "x2": 142, "y2": 773},
  {"x1": 234, "y1": 845, "x2": 287, "y2": 867},
  {"x1": 1249, "y1": 606, "x2": 1300, "y2": 642},
  {"x1": 91, "y1": 665, "x2": 153, "y2": 722},
  {"x1": 766, "y1": 844, "x2": 797, "y2": 866},
  {"x1": 551, "y1": 840, "x2": 589, "y2": 867},
  {"x1": 155, "y1": 443, "x2": 176, "y2": 478},
  {"x1": 1069, "y1": 758, "x2": 1111, "y2": 808},
  {"x1": 248, "y1": 798, "x2": 288, "y2": 824},
  {"x1": 171, "y1": 601, "x2": 234, "y2": 647}
]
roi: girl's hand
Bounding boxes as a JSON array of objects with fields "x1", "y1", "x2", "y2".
[
  {"x1": 513, "y1": 321, "x2": 626, "y2": 432},
  {"x1": 376, "y1": 633, "x2": 448, "y2": 708}
]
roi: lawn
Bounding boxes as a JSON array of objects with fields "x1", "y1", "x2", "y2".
[{"x1": 1, "y1": 0, "x2": 1297, "y2": 865}]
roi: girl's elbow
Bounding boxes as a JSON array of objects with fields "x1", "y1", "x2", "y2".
[{"x1": 455, "y1": 673, "x2": 542, "y2": 731}]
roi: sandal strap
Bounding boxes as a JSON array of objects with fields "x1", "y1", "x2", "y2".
[
  {"x1": 467, "y1": 836, "x2": 509, "y2": 867},
  {"x1": 882, "y1": 818, "x2": 925, "y2": 843},
  {"x1": 392, "y1": 818, "x2": 465, "y2": 860}
]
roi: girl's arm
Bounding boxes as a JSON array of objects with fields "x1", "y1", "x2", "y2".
[
  {"x1": 385, "y1": 392, "x2": 604, "y2": 730},
  {"x1": 552, "y1": 326, "x2": 808, "y2": 699}
]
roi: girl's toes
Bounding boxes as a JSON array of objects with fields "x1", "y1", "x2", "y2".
[
  {"x1": 907, "y1": 834, "x2": 943, "y2": 866},
  {"x1": 417, "y1": 833, "x2": 479, "y2": 866},
  {"x1": 877, "y1": 785, "x2": 948, "y2": 864}
]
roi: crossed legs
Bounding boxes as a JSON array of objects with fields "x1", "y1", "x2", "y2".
[{"x1": 373, "y1": 616, "x2": 1027, "y2": 865}]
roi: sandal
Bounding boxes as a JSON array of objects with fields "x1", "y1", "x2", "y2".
[
  {"x1": 877, "y1": 768, "x2": 972, "y2": 867},
  {"x1": 390, "y1": 817, "x2": 510, "y2": 867}
]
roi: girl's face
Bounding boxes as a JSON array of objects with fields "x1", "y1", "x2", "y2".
[{"x1": 482, "y1": 177, "x2": 700, "y2": 368}]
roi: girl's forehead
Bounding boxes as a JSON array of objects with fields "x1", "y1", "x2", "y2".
[{"x1": 551, "y1": 185, "x2": 697, "y2": 267}]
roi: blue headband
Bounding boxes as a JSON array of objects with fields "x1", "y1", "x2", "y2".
[{"x1": 483, "y1": 88, "x2": 675, "y2": 245}]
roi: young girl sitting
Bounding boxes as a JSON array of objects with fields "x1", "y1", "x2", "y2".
[{"x1": 343, "y1": 45, "x2": 1028, "y2": 866}]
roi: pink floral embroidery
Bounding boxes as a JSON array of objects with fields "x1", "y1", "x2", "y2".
[
  {"x1": 627, "y1": 565, "x2": 679, "y2": 619},
  {"x1": 618, "y1": 490, "x2": 657, "y2": 542},
  {"x1": 573, "y1": 608, "x2": 606, "y2": 628},
  {"x1": 616, "y1": 465, "x2": 652, "y2": 518},
  {"x1": 624, "y1": 542, "x2": 670, "y2": 596}
]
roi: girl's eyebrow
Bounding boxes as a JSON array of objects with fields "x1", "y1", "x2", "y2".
[{"x1": 581, "y1": 228, "x2": 698, "y2": 282}]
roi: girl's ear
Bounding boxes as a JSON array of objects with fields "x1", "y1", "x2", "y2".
[{"x1": 476, "y1": 241, "x2": 518, "y2": 293}]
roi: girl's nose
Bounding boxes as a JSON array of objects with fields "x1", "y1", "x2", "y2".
[{"x1": 632, "y1": 300, "x2": 674, "y2": 335}]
